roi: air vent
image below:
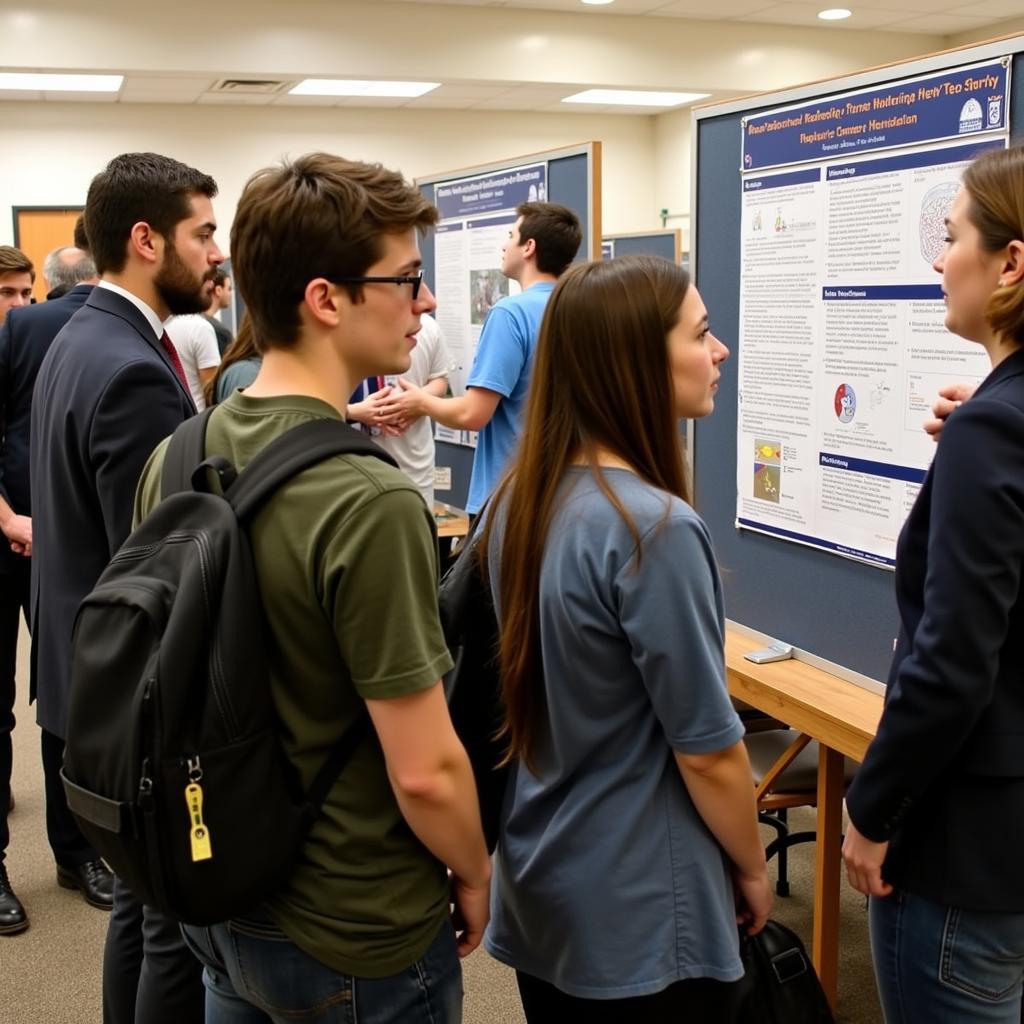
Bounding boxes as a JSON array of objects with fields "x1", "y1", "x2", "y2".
[{"x1": 211, "y1": 79, "x2": 290, "y2": 95}]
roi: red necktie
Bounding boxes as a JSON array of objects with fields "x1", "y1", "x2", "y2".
[{"x1": 160, "y1": 331, "x2": 189, "y2": 390}]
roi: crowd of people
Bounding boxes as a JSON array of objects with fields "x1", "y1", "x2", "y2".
[{"x1": 0, "y1": 142, "x2": 1022, "y2": 1023}]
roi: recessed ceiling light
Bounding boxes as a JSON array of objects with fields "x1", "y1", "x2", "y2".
[
  {"x1": 817, "y1": 8, "x2": 852, "y2": 19},
  {"x1": 562, "y1": 88, "x2": 709, "y2": 107},
  {"x1": 581, "y1": 0, "x2": 616, "y2": 5},
  {"x1": 290, "y1": 79, "x2": 440, "y2": 98},
  {"x1": 0, "y1": 72, "x2": 123, "y2": 92}
]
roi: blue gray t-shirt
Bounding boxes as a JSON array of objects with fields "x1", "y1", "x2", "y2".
[
  {"x1": 465, "y1": 281, "x2": 554, "y2": 513},
  {"x1": 484, "y1": 469, "x2": 745, "y2": 998}
]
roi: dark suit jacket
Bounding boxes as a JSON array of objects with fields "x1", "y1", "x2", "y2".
[
  {"x1": 29, "y1": 286, "x2": 195, "y2": 737},
  {"x1": 846, "y1": 346, "x2": 1024, "y2": 912},
  {"x1": 0, "y1": 285, "x2": 94, "y2": 575}
]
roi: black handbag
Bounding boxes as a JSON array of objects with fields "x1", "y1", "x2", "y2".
[
  {"x1": 437, "y1": 516, "x2": 509, "y2": 852},
  {"x1": 736, "y1": 920, "x2": 835, "y2": 1023}
]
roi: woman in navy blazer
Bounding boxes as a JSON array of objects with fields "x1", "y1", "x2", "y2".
[{"x1": 843, "y1": 146, "x2": 1024, "y2": 1022}]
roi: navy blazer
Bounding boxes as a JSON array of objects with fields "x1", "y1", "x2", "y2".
[
  {"x1": 846, "y1": 346, "x2": 1024, "y2": 912},
  {"x1": 29, "y1": 286, "x2": 195, "y2": 737},
  {"x1": 0, "y1": 285, "x2": 93, "y2": 574}
]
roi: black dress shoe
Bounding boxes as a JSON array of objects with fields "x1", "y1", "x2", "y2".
[
  {"x1": 0, "y1": 863, "x2": 29, "y2": 934},
  {"x1": 57, "y1": 859, "x2": 114, "y2": 910}
]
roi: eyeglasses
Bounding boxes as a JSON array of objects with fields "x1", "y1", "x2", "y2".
[{"x1": 330, "y1": 269, "x2": 425, "y2": 300}]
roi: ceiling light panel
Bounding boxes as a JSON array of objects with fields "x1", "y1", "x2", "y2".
[
  {"x1": 289, "y1": 79, "x2": 440, "y2": 98},
  {"x1": 562, "y1": 88, "x2": 709, "y2": 107},
  {"x1": 0, "y1": 72, "x2": 122, "y2": 92}
]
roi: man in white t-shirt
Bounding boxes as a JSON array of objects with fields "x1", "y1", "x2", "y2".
[
  {"x1": 165, "y1": 313, "x2": 220, "y2": 409},
  {"x1": 348, "y1": 315, "x2": 451, "y2": 508}
]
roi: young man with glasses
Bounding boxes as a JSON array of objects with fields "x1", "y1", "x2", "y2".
[{"x1": 133, "y1": 153, "x2": 490, "y2": 1023}]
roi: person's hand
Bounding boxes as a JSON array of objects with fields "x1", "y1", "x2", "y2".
[
  {"x1": 733, "y1": 867, "x2": 773, "y2": 936},
  {"x1": 378, "y1": 378, "x2": 426, "y2": 421},
  {"x1": 842, "y1": 822, "x2": 892, "y2": 897},
  {"x1": 378, "y1": 420, "x2": 410, "y2": 438},
  {"x1": 450, "y1": 874, "x2": 490, "y2": 958},
  {"x1": 923, "y1": 383, "x2": 976, "y2": 442},
  {"x1": 0, "y1": 513, "x2": 32, "y2": 557},
  {"x1": 346, "y1": 386, "x2": 394, "y2": 427}
]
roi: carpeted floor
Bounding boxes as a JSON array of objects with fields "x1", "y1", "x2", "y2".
[{"x1": 3, "y1": 617, "x2": 882, "y2": 1023}]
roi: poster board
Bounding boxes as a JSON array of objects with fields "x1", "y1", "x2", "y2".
[
  {"x1": 418, "y1": 143, "x2": 601, "y2": 509},
  {"x1": 602, "y1": 228, "x2": 681, "y2": 264},
  {"x1": 692, "y1": 36, "x2": 1024, "y2": 682}
]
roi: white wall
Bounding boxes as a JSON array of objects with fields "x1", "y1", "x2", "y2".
[{"x1": 0, "y1": 103, "x2": 658, "y2": 247}]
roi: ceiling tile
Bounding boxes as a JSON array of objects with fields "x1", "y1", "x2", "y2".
[
  {"x1": 651, "y1": 0, "x2": 780, "y2": 16},
  {"x1": 120, "y1": 75, "x2": 215, "y2": 94},
  {"x1": 732, "y1": 3, "x2": 910, "y2": 27},
  {"x1": 946, "y1": 0, "x2": 1024, "y2": 16},
  {"x1": 881, "y1": 10, "x2": 998, "y2": 29}
]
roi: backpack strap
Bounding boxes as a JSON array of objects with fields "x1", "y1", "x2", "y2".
[
  {"x1": 225, "y1": 418, "x2": 398, "y2": 523},
  {"x1": 160, "y1": 408, "x2": 217, "y2": 500}
]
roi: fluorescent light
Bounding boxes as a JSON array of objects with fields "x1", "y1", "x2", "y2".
[
  {"x1": 0, "y1": 72, "x2": 123, "y2": 92},
  {"x1": 290, "y1": 79, "x2": 440, "y2": 98},
  {"x1": 562, "y1": 88, "x2": 709, "y2": 108},
  {"x1": 817, "y1": 8, "x2": 852, "y2": 19},
  {"x1": 581, "y1": 0, "x2": 616, "y2": 5}
]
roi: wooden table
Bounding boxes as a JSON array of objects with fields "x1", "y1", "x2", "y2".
[
  {"x1": 433, "y1": 502, "x2": 469, "y2": 540},
  {"x1": 725, "y1": 626, "x2": 884, "y2": 1012}
]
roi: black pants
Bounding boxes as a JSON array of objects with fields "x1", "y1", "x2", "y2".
[
  {"x1": 1, "y1": 555, "x2": 96, "y2": 866},
  {"x1": 0, "y1": 559, "x2": 29, "y2": 862},
  {"x1": 516, "y1": 970, "x2": 742, "y2": 1024},
  {"x1": 103, "y1": 876, "x2": 205, "y2": 1024}
]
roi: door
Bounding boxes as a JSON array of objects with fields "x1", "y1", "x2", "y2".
[{"x1": 13, "y1": 207, "x2": 84, "y2": 302}]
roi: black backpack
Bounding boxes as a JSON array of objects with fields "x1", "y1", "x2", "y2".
[
  {"x1": 61, "y1": 408, "x2": 394, "y2": 924},
  {"x1": 437, "y1": 512, "x2": 509, "y2": 853}
]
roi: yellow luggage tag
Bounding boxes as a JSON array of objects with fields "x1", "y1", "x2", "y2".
[{"x1": 185, "y1": 782, "x2": 213, "y2": 862}]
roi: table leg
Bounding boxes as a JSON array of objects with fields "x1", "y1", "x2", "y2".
[{"x1": 813, "y1": 744, "x2": 844, "y2": 1014}]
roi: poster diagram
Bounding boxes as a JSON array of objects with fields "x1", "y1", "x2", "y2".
[
  {"x1": 432, "y1": 162, "x2": 547, "y2": 447},
  {"x1": 736, "y1": 58, "x2": 1010, "y2": 567}
]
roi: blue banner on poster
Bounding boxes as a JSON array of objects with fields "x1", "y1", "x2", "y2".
[
  {"x1": 435, "y1": 163, "x2": 547, "y2": 219},
  {"x1": 742, "y1": 59, "x2": 1010, "y2": 171},
  {"x1": 818, "y1": 452, "x2": 926, "y2": 484},
  {"x1": 822, "y1": 284, "x2": 944, "y2": 301},
  {"x1": 743, "y1": 167, "x2": 821, "y2": 191}
]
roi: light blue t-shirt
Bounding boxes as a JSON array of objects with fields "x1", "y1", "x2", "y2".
[
  {"x1": 465, "y1": 281, "x2": 554, "y2": 513},
  {"x1": 484, "y1": 469, "x2": 745, "y2": 998}
]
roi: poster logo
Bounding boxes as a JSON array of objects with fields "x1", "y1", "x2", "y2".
[
  {"x1": 958, "y1": 98, "x2": 983, "y2": 134},
  {"x1": 988, "y1": 98, "x2": 1002, "y2": 127}
]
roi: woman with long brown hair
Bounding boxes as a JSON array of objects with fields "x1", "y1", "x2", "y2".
[
  {"x1": 481, "y1": 255, "x2": 771, "y2": 1021},
  {"x1": 203, "y1": 312, "x2": 261, "y2": 406}
]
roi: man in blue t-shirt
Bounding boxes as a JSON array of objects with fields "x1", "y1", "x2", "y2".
[{"x1": 380, "y1": 202, "x2": 581, "y2": 513}]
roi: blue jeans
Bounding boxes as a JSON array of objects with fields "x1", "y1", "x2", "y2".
[
  {"x1": 870, "y1": 888, "x2": 1024, "y2": 1023},
  {"x1": 181, "y1": 913, "x2": 462, "y2": 1023}
]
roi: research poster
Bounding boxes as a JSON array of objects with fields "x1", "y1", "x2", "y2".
[
  {"x1": 736, "y1": 59, "x2": 1010, "y2": 567},
  {"x1": 432, "y1": 161, "x2": 548, "y2": 447}
]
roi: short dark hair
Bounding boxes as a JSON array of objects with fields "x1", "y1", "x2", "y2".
[
  {"x1": 516, "y1": 202, "x2": 582, "y2": 277},
  {"x1": 84, "y1": 153, "x2": 218, "y2": 275},
  {"x1": 73, "y1": 214, "x2": 89, "y2": 253},
  {"x1": 231, "y1": 152, "x2": 438, "y2": 350},
  {"x1": 0, "y1": 245, "x2": 34, "y2": 282},
  {"x1": 211, "y1": 268, "x2": 229, "y2": 289}
]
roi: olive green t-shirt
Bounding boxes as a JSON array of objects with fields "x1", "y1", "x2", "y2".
[{"x1": 134, "y1": 391, "x2": 454, "y2": 977}]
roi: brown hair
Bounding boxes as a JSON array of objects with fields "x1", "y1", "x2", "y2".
[
  {"x1": 516, "y1": 202, "x2": 582, "y2": 277},
  {"x1": 963, "y1": 146, "x2": 1024, "y2": 344},
  {"x1": 204, "y1": 313, "x2": 258, "y2": 407},
  {"x1": 0, "y1": 245, "x2": 34, "y2": 281},
  {"x1": 230, "y1": 152, "x2": 438, "y2": 350},
  {"x1": 481, "y1": 255, "x2": 692, "y2": 769},
  {"x1": 84, "y1": 152, "x2": 217, "y2": 275}
]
